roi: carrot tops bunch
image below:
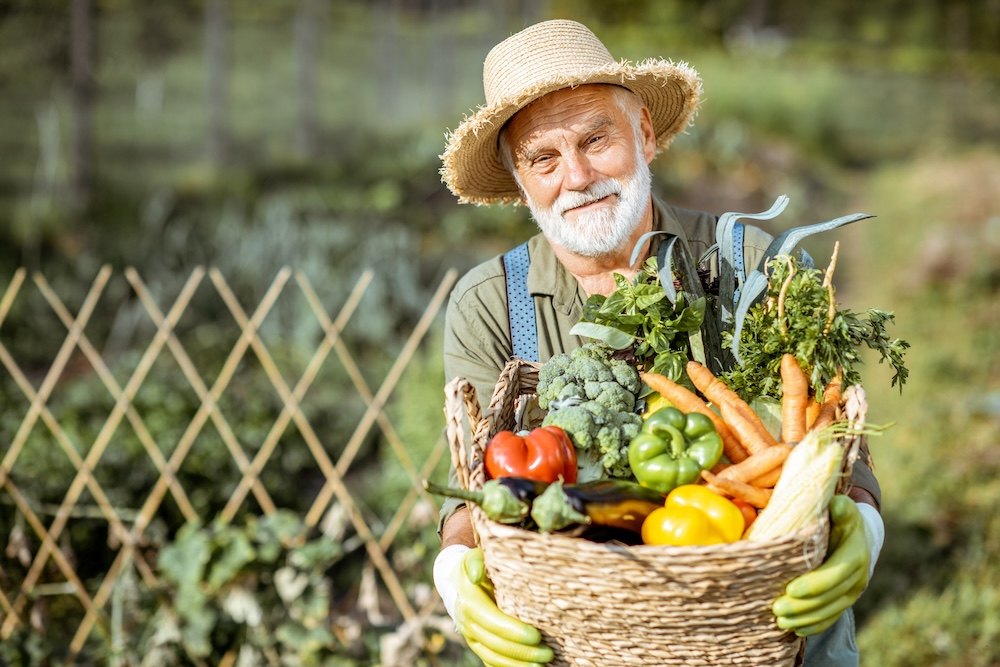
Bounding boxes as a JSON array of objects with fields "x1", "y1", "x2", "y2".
[{"x1": 721, "y1": 244, "x2": 910, "y2": 403}]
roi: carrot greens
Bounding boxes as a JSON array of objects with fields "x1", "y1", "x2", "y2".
[{"x1": 720, "y1": 247, "x2": 910, "y2": 402}]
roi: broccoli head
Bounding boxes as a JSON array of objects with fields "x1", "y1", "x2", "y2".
[
  {"x1": 540, "y1": 376, "x2": 643, "y2": 480},
  {"x1": 585, "y1": 381, "x2": 636, "y2": 413},
  {"x1": 537, "y1": 342, "x2": 642, "y2": 480},
  {"x1": 538, "y1": 342, "x2": 640, "y2": 409},
  {"x1": 569, "y1": 354, "x2": 614, "y2": 383},
  {"x1": 541, "y1": 404, "x2": 599, "y2": 449},
  {"x1": 610, "y1": 360, "x2": 642, "y2": 395},
  {"x1": 542, "y1": 405, "x2": 638, "y2": 481},
  {"x1": 538, "y1": 351, "x2": 571, "y2": 384},
  {"x1": 596, "y1": 425, "x2": 631, "y2": 479}
]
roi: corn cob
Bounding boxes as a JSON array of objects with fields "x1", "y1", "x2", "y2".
[{"x1": 744, "y1": 426, "x2": 844, "y2": 541}]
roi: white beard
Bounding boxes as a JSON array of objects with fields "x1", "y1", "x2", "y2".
[{"x1": 524, "y1": 148, "x2": 652, "y2": 259}]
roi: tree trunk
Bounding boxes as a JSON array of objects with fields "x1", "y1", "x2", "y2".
[
  {"x1": 70, "y1": 0, "x2": 93, "y2": 212},
  {"x1": 521, "y1": 0, "x2": 547, "y2": 25},
  {"x1": 295, "y1": 0, "x2": 322, "y2": 158},
  {"x1": 478, "y1": 0, "x2": 498, "y2": 55},
  {"x1": 205, "y1": 0, "x2": 230, "y2": 167},
  {"x1": 375, "y1": 0, "x2": 401, "y2": 124},
  {"x1": 428, "y1": 0, "x2": 454, "y2": 118}
]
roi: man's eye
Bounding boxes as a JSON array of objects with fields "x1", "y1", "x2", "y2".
[{"x1": 587, "y1": 134, "x2": 605, "y2": 145}]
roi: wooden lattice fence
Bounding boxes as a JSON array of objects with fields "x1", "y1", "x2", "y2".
[{"x1": 0, "y1": 265, "x2": 458, "y2": 664}]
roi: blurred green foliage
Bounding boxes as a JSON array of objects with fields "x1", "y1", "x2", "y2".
[
  {"x1": 149, "y1": 512, "x2": 344, "y2": 663},
  {"x1": 0, "y1": 1, "x2": 998, "y2": 665},
  {"x1": 845, "y1": 153, "x2": 1000, "y2": 666}
]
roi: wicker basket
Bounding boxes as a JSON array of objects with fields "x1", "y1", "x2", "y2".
[{"x1": 444, "y1": 358, "x2": 869, "y2": 667}]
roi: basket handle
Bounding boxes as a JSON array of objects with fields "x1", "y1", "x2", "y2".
[
  {"x1": 444, "y1": 358, "x2": 544, "y2": 492},
  {"x1": 483, "y1": 359, "x2": 541, "y2": 434},
  {"x1": 835, "y1": 383, "x2": 870, "y2": 495},
  {"x1": 444, "y1": 376, "x2": 482, "y2": 491}
]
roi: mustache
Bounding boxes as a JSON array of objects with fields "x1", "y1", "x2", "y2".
[{"x1": 552, "y1": 180, "x2": 623, "y2": 216}]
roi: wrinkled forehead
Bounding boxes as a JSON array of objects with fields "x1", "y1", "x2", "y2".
[{"x1": 503, "y1": 84, "x2": 629, "y2": 153}]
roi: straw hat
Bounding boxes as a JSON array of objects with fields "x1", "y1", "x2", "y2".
[{"x1": 440, "y1": 19, "x2": 702, "y2": 206}]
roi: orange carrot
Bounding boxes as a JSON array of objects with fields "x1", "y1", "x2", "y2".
[
  {"x1": 701, "y1": 481, "x2": 730, "y2": 497},
  {"x1": 686, "y1": 361, "x2": 742, "y2": 411},
  {"x1": 641, "y1": 372, "x2": 749, "y2": 463},
  {"x1": 805, "y1": 400, "x2": 822, "y2": 430},
  {"x1": 687, "y1": 360, "x2": 775, "y2": 444},
  {"x1": 710, "y1": 461, "x2": 731, "y2": 475},
  {"x1": 749, "y1": 466, "x2": 783, "y2": 488},
  {"x1": 700, "y1": 470, "x2": 773, "y2": 509},
  {"x1": 720, "y1": 400, "x2": 778, "y2": 455},
  {"x1": 718, "y1": 443, "x2": 792, "y2": 484},
  {"x1": 780, "y1": 354, "x2": 809, "y2": 443},
  {"x1": 810, "y1": 371, "x2": 843, "y2": 432}
]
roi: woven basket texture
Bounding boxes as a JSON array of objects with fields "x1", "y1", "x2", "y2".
[{"x1": 445, "y1": 358, "x2": 869, "y2": 667}]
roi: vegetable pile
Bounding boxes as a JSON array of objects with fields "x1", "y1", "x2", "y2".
[
  {"x1": 427, "y1": 355, "x2": 873, "y2": 548},
  {"x1": 427, "y1": 204, "x2": 908, "y2": 550}
]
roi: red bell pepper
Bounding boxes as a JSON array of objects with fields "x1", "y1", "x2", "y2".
[{"x1": 485, "y1": 426, "x2": 578, "y2": 484}]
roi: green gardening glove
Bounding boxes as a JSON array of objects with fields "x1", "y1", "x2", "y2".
[
  {"x1": 452, "y1": 547, "x2": 554, "y2": 667},
  {"x1": 773, "y1": 495, "x2": 873, "y2": 636}
]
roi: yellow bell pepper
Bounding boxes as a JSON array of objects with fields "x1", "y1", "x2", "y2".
[
  {"x1": 640, "y1": 484, "x2": 745, "y2": 546},
  {"x1": 641, "y1": 392, "x2": 674, "y2": 419}
]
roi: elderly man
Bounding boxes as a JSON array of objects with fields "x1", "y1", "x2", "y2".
[{"x1": 433, "y1": 19, "x2": 884, "y2": 667}]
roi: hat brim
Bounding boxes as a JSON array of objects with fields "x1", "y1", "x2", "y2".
[{"x1": 440, "y1": 59, "x2": 702, "y2": 206}]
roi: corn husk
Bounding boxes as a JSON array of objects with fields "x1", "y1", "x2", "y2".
[{"x1": 745, "y1": 425, "x2": 844, "y2": 541}]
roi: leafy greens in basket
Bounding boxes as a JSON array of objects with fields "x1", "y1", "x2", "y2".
[{"x1": 569, "y1": 256, "x2": 706, "y2": 380}]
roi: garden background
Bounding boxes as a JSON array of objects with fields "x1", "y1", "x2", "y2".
[{"x1": 0, "y1": 0, "x2": 998, "y2": 665}]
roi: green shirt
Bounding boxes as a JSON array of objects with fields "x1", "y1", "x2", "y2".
[{"x1": 439, "y1": 197, "x2": 880, "y2": 530}]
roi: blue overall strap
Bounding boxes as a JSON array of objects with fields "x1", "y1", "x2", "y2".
[
  {"x1": 732, "y1": 222, "x2": 745, "y2": 308},
  {"x1": 502, "y1": 241, "x2": 538, "y2": 362}
]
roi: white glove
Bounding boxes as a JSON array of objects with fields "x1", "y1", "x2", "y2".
[
  {"x1": 856, "y1": 503, "x2": 885, "y2": 583},
  {"x1": 433, "y1": 544, "x2": 470, "y2": 622}
]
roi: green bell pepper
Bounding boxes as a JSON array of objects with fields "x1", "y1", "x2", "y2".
[{"x1": 628, "y1": 407, "x2": 724, "y2": 494}]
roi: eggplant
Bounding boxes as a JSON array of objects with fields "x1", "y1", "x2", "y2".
[
  {"x1": 530, "y1": 478, "x2": 665, "y2": 534},
  {"x1": 422, "y1": 477, "x2": 549, "y2": 524}
]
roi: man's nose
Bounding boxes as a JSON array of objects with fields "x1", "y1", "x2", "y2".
[{"x1": 562, "y1": 150, "x2": 597, "y2": 191}]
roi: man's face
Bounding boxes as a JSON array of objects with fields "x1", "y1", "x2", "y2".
[{"x1": 503, "y1": 85, "x2": 658, "y2": 258}]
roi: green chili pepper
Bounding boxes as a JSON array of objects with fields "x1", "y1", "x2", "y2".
[{"x1": 628, "y1": 407, "x2": 724, "y2": 494}]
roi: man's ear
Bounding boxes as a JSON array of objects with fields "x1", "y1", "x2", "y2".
[{"x1": 639, "y1": 105, "x2": 657, "y2": 164}]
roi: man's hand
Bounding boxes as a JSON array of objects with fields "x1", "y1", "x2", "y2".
[
  {"x1": 773, "y1": 495, "x2": 882, "y2": 637},
  {"x1": 434, "y1": 546, "x2": 554, "y2": 667}
]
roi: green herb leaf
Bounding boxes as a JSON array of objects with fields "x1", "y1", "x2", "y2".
[
  {"x1": 573, "y1": 256, "x2": 705, "y2": 377},
  {"x1": 569, "y1": 321, "x2": 637, "y2": 349},
  {"x1": 669, "y1": 296, "x2": 707, "y2": 332}
]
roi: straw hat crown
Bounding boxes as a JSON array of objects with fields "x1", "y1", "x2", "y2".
[
  {"x1": 482, "y1": 21, "x2": 615, "y2": 106},
  {"x1": 441, "y1": 19, "x2": 702, "y2": 205}
]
